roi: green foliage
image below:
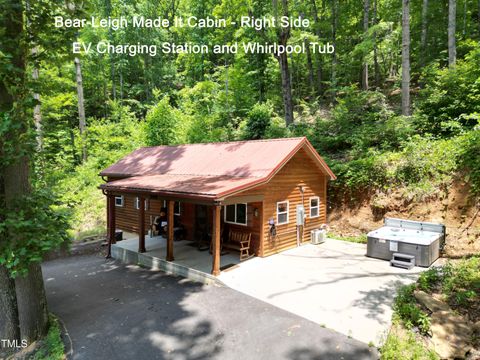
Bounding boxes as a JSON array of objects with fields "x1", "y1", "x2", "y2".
[
  {"x1": 442, "y1": 257, "x2": 480, "y2": 307},
  {"x1": 458, "y1": 126, "x2": 480, "y2": 194},
  {"x1": 52, "y1": 111, "x2": 144, "y2": 239},
  {"x1": 33, "y1": 314, "x2": 65, "y2": 360},
  {"x1": 243, "y1": 102, "x2": 273, "y2": 140},
  {"x1": 415, "y1": 45, "x2": 480, "y2": 136},
  {"x1": 312, "y1": 87, "x2": 404, "y2": 155},
  {"x1": 144, "y1": 96, "x2": 184, "y2": 146},
  {"x1": 0, "y1": 188, "x2": 70, "y2": 277},
  {"x1": 393, "y1": 285, "x2": 431, "y2": 335},
  {"x1": 328, "y1": 232, "x2": 367, "y2": 244},
  {"x1": 417, "y1": 268, "x2": 441, "y2": 292},
  {"x1": 380, "y1": 326, "x2": 439, "y2": 360}
]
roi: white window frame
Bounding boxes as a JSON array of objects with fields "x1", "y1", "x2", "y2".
[
  {"x1": 224, "y1": 203, "x2": 248, "y2": 226},
  {"x1": 135, "y1": 197, "x2": 148, "y2": 210},
  {"x1": 114, "y1": 196, "x2": 124, "y2": 207},
  {"x1": 163, "y1": 200, "x2": 181, "y2": 216},
  {"x1": 174, "y1": 201, "x2": 181, "y2": 216},
  {"x1": 276, "y1": 201, "x2": 289, "y2": 225},
  {"x1": 309, "y1": 196, "x2": 320, "y2": 218}
]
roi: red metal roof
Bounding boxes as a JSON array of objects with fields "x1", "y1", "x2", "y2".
[
  {"x1": 100, "y1": 137, "x2": 336, "y2": 200},
  {"x1": 100, "y1": 174, "x2": 260, "y2": 199}
]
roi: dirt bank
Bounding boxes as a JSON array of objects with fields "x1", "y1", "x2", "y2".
[{"x1": 328, "y1": 180, "x2": 480, "y2": 257}]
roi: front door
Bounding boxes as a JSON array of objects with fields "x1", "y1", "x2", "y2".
[{"x1": 194, "y1": 205, "x2": 209, "y2": 249}]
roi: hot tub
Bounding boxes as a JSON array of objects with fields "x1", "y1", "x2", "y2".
[{"x1": 366, "y1": 218, "x2": 445, "y2": 267}]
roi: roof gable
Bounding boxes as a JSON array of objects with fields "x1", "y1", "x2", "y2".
[{"x1": 101, "y1": 137, "x2": 334, "y2": 179}]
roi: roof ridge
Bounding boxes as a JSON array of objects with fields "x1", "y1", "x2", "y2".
[
  {"x1": 128, "y1": 173, "x2": 263, "y2": 178},
  {"x1": 140, "y1": 137, "x2": 306, "y2": 149}
]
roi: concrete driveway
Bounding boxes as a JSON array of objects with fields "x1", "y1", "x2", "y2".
[
  {"x1": 42, "y1": 255, "x2": 377, "y2": 360},
  {"x1": 218, "y1": 238, "x2": 426, "y2": 345}
]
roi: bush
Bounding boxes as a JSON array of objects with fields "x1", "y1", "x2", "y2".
[
  {"x1": 417, "y1": 268, "x2": 441, "y2": 292},
  {"x1": 381, "y1": 325, "x2": 439, "y2": 360},
  {"x1": 144, "y1": 96, "x2": 184, "y2": 146},
  {"x1": 442, "y1": 257, "x2": 480, "y2": 307},
  {"x1": 243, "y1": 103, "x2": 272, "y2": 140},
  {"x1": 415, "y1": 45, "x2": 480, "y2": 136},
  {"x1": 393, "y1": 285, "x2": 431, "y2": 335}
]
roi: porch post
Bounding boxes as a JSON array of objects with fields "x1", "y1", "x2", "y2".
[
  {"x1": 211, "y1": 205, "x2": 221, "y2": 276},
  {"x1": 166, "y1": 200, "x2": 174, "y2": 261},
  {"x1": 106, "y1": 194, "x2": 116, "y2": 258},
  {"x1": 138, "y1": 196, "x2": 146, "y2": 253}
]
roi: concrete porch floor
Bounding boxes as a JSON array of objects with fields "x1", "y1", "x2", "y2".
[{"x1": 111, "y1": 235, "x2": 241, "y2": 284}]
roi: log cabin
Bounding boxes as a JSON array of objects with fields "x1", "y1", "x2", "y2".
[{"x1": 99, "y1": 137, "x2": 336, "y2": 275}]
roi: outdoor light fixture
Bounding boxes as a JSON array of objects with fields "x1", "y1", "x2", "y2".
[{"x1": 254, "y1": 208, "x2": 259, "y2": 217}]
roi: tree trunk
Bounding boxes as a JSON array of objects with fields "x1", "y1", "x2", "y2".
[
  {"x1": 310, "y1": 0, "x2": 323, "y2": 96},
  {"x1": 463, "y1": 0, "x2": 467, "y2": 37},
  {"x1": 25, "y1": 0, "x2": 43, "y2": 151},
  {"x1": 0, "y1": 266, "x2": 20, "y2": 358},
  {"x1": 362, "y1": 0, "x2": 370, "y2": 90},
  {"x1": 448, "y1": 0, "x2": 457, "y2": 67},
  {"x1": 401, "y1": 0, "x2": 411, "y2": 116},
  {"x1": 331, "y1": 0, "x2": 338, "y2": 102},
  {"x1": 305, "y1": 39, "x2": 315, "y2": 97},
  {"x1": 15, "y1": 263, "x2": 49, "y2": 343},
  {"x1": 276, "y1": 0, "x2": 294, "y2": 126},
  {"x1": 32, "y1": 62, "x2": 43, "y2": 151},
  {"x1": 278, "y1": 52, "x2": 294, "y2": 126},
  {"x1": 420, "y1": 0, "x2": 429, "y2": 68},
  {"x1": 0, "y1": 1, "x2": 49, "y2": 353},
  {"x1": 373, "y1": 0, "x2": 380, "y2": 87},
  {"x1": 74, "y1": 56, "x2": 87, "y2": 162}
]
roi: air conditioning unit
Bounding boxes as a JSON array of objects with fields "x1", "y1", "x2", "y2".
[{"x1": 311, "y1": 229, "x2": 326, "y2": 245}]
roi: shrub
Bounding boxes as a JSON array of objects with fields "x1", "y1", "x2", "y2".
[
  {"x1": 393, "y1": 284, "x2": 431, "y2": 335},
  {"x1": 442, "y1": 257, "x2": 480, "y2": 307},
  {"x1": 243, "y1": 103, "x2": 272, "y2": 140},
  {"x1": 414, "y1": 45, "x2": 480, "y2": 137},
  {"x1": 417, "y1": 268, "x2": 441, "y2": 292},
  {"x1": 144, "y1": 96, "x2": 183, "y2": 146}
]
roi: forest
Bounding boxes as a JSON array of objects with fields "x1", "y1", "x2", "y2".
[
  {"x1": 30, "y1": 0, "x2": 479, "y2": 243},
  {"x1": 0, "y1": 0, "x2": 479, "y2": 357}
]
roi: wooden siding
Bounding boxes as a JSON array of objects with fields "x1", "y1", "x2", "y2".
[
  {"x1": 113, "y1": 196, "x2": 195, "y2": 241},
  {"x1": 259, "y1": 148, "x2": 327, "y2": 256},
  {"x1": 223, "y1": 202, "x2": 262, "y2": 255}
]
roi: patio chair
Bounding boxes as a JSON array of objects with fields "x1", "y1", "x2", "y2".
[{"x1": 223, "y1": 230, "x2": 253, "y2": 261}]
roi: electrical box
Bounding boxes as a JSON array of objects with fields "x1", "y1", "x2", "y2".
[{"x1": 296, "y1": 205, "x2": 305, "y2": 225}]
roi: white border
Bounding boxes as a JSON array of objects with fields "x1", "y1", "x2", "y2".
[
  {"x1": 309, "y1": 196, "x2": 320, "y2": 218},
  {"x1": 276, "y1": 200, "x2": 289, "y2": 225},
  {"x1": 224, "y1": 203, "x2": 248, "y2": 226},
  {"x1": 114, "y1": 196, "x2": 124, "y2": 207}
]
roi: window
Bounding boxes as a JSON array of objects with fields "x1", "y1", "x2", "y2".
[
  {"x1": 224, "y1": 203, "x2": 247, "y2": 225},
  {"x1": 310, "y1": 196, "x2": 320, "y2": 218},
  {"x1": 276, "y1": 201, "x2": 289, "y2": 225},
  {"x1": 174, "y1": 201, "x2": 181, "y2": 215},
  {"x1": 135, "y1": 197, "x2": 148, "y2": 210},
  {"x1": 162, "y1": 200, "x2": 181, "y2": 215},
  {"x1": 114, "y1": 196, "x2": 124, "y2": 207}
]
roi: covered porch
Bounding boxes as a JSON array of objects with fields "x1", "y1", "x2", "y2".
[
  {"x1": 102, "y1": 183, "x2": 264, "y2": 276},
  {"x1": 111, "y1": 234, "x2": 242, "y2": 284}
]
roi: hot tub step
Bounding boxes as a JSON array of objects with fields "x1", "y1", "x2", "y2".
[{"x1": 390, "y1": 252, "x2": 415, "y2": 270}]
